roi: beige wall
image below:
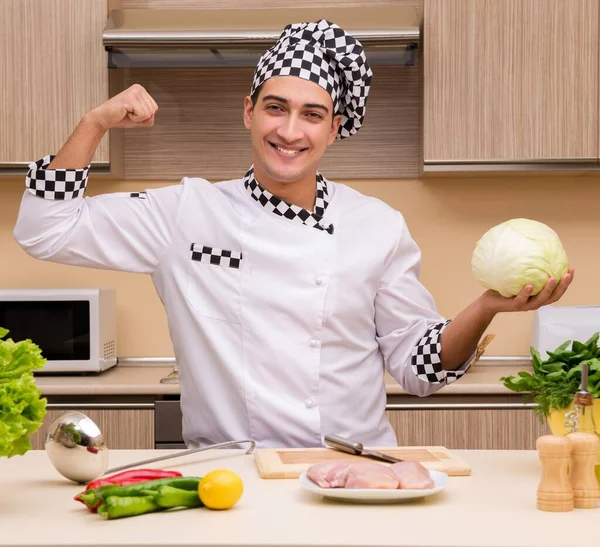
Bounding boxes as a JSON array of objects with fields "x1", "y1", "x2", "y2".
[{"x1": 1, "y1": 171, "x2": 598, "y2": 357}]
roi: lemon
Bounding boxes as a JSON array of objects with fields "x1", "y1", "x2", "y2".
[{"x1": 198, "y1": 469, "x2": 244, "y2": 510}]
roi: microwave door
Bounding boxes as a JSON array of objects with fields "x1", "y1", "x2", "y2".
[{"x1": 0, "y1": 300, "x2": 91, "y2": 368}]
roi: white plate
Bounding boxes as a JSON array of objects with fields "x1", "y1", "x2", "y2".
[{"x1": 299, "y1": 470, "x2": 448, "y2": 504}]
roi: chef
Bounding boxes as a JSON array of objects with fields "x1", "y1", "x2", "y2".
[{"x1": 14, "y1": 20, "x2": 573, "y2": 449}]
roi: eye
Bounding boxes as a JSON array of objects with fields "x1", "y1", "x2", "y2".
[
  {"x1": 306, "y1": 112, "x2": 324, "y2": 120},
  {"x1": 266, "y1": 104, "x2": 284, "y2": 112}
]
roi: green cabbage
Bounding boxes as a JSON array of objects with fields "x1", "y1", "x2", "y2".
[
  {"x1": 0, "y1": 327, "x2": 47, "y2": 457},
  {"x1": 471, "y1": 218, "x2": 569, "y2": 298}
]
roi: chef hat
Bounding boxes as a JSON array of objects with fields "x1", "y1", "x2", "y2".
[{"x1": 251, "y1": 19, "x2": 373, "y2": 139}]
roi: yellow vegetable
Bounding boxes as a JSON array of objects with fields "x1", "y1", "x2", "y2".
[{"x1": 198, "y1": 469, "x2": 243, "y2": 510}]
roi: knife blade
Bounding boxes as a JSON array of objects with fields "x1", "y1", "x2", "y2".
[{"x1": 324, "y1": 434, "x2": 403, "y2": 464}]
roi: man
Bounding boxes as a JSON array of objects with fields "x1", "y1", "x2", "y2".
[{"x1": 14, "y1": 21, "x2": 573, "y2": 449}]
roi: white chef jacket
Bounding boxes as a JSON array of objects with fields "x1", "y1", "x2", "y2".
[{"x1": 14, "y1": 157, "x2": 472, "y2": 448}]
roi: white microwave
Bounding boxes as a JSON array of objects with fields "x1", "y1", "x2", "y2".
[{"x1": 0, "y1": 288, "x2": 117, "y2": 374}]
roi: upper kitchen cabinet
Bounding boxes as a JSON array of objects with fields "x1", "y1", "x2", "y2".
[
  {"x1": 0, "y1": 0, "x2": 109, "y2": 171},
  {"x1": 423, "y1": 0, "x2": 599, "y2": 169}
]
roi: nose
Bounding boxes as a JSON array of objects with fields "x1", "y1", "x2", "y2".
[{"x1": 276, "y1": 113, "x2": 304, "y2": 143}]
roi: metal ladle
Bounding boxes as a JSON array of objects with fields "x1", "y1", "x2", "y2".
[{"x1": 45, "y1": 411, "x2": 255, "y2": 484}]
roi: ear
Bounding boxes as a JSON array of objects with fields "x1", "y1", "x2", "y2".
[
  {"x1": 328, "y1": 114, "x2": 342, "y2": 145},
  {"x1": 243, "y1": 96, "x2": 254, "y2": 130}
]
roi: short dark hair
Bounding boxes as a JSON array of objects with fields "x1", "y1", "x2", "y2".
[{"x1": 250, "y1": 84, "x2": 263, "y2": 107}]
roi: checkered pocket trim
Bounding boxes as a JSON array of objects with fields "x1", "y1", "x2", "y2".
[
  {"x1": 130, "y1": 192, "x2": 147, "y2": 199},
  {"x1": 411, "y1": 320, "x2": 467, "y2": 385},
  {"x1": 25, "y1": 155, "x2": 89, "y2": 200},
  {"x1": 190, "y1": 244, "x2": 243, "y2": 269}
]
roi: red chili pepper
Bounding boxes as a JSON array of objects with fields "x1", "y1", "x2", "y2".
[{"x1": 85, "y1": 469, "x2": 182, "y2": 491}]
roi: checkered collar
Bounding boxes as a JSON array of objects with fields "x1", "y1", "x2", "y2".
[{"x1": 242, "y1": 166, "x2": 334, "y2": 235}]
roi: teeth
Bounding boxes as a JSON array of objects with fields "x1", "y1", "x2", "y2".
[{"x1": 275, "y1": 145, "x2": 301, "y2": 156}]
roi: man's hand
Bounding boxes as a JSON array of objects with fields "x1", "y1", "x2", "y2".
[
  {"x1": 480, "y1": 267, "x2": 575, "y2": 315},
  {"x1": 47, "y1": 84, "x2": 158, "y2": 169},
  {"x1": 439, "y1": 267, "x2": 574, "y2": 371},
  {"x1": 86, "y1": 84, "x2": 158, "y2": 131}
]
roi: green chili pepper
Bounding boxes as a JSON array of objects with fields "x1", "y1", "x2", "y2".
[
  {"x1": 76, "y1": 490, "x2": 100, "y2": 510},
  {"x1": 95, "y1": 477, "x2": 201, "y2": 500},
  {"x1": 152, "y1": 485, "x2": 203, "y2": 509},
  {"x1": 97, "y1": 495, "x2": 159, "y2": 520}
]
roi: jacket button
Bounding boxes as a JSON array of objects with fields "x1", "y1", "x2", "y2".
[
  {"x1": 309, "y1": 339, "x2": 319, "y2": 347},
  {"x1": 315, "y1": 276, "x2": 323, "y2": 285},
  {"x1": 305, "y1": 398, "x2": 316, "y2": 408}
]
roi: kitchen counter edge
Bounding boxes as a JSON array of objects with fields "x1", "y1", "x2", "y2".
[{"x1": 34, "y1": 363, "x2": 529, "y2": 397}]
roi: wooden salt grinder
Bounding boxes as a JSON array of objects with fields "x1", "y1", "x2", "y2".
[
  {"x1": 566, "y1": 432, "x2": 600, "y2": 509},
  {"x1": 536, "y1": 435, "x2": 573, "y2": 512}
]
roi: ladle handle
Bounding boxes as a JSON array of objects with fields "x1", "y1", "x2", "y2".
[{"x1": 103, "y1": 439, "x2": 256, "y2": 475}]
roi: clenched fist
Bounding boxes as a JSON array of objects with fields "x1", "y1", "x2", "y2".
[{"x1": 87, "y1": 84, "x2": 158, "y2": 131}]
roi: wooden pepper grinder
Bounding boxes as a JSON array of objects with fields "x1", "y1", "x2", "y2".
[
  {"x1": 536, "y1": 435, "x2": 573, "y2": 512},
  {"x1": 566, "y1": 432, "x2": 600, "y2": 508}
]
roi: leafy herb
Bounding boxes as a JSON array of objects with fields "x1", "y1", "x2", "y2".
[
  {"x1": 500, "y1": 332, "x2": 600, "y2": 421},
  {"x1": 0, "y1": 327, "x2": 47, "y2": 457}
]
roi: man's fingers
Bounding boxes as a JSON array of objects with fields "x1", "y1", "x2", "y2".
[
  {"x1": 148, "y1": 94, "x2": 159, "y2": 112},
  {"x1": 124, "y1": 85, "x2": 157, "y2": 122},
  {"x1": 127, "y1": 111, "x2": 147, "y2": 123},
  {"x1": 139, "y1": 92, "x2": 158, "y2": 118},
  {"x1": 133, "y1": 83, "x2": 158, "y2": 115},
  {"x1": 512, "y1": 285, "x2": 533, "y2": 310},
  {"x1": 138, "y1": 114, "x2": 155, "y2": 127},
  {"x1": 131, "y1": 92, "x2": 158, "y2": 123},
  {"x1": 525, "y1": 277, "x2": 557, "y2": 308},
  {"x1": 545, "y1": 270, "x2": 574, "y2": 305},
  {"x1": 127, "y1": 100, "x2": 152, "y2": 122}
]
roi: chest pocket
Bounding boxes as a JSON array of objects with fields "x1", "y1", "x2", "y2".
[{"x1": 186, "y1": 244, "x2": 242, "y2": 323}]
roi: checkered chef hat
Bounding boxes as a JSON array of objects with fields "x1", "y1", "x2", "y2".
[{"x1": 251, "y1": 19, "x2": 373, "y2": 139}]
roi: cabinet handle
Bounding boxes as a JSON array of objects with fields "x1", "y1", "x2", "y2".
[
  {"x1": 0, "y1": 161, "x2": 110, "y2": 175},
  {"x1": 46, "y1": 403, "x2": 155, "y2": 410},
  {"x1": 385, "y1": 402, "x2": 537, "y2": 410}
]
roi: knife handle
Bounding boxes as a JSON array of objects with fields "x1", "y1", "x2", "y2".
[{"x1": 324, "y1": 434, "x2": 364, "y2": 455}]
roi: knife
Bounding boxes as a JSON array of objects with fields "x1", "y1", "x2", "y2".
[{"x1": 324, "y1": 434, "x2": 403, "y2": 464}]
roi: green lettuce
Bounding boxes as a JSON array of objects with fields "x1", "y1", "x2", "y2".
[
  {"x1": 0, "y1": 327, "x2": 47, "y2": 457},
  {"x1": 501, "y1": 332, "x2": 600, "y2": 420}
]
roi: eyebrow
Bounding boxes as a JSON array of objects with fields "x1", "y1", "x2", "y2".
[{"x1": 262, "y1": 94, "x2": 330, "y2": 114}]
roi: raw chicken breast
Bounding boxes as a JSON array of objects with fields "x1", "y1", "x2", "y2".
[
  {"x1": 307, "y1": 461, "x2": 399, "y2": 489},
  {"x1": 307, "y1": 462, "x2": 353, "y2": 488},
  {"x1": 343, "y1": 463, "x2": 399, "y2": 489},
  {"x1": 390, "y1": 461, "x2": 434, "y2": 489}
]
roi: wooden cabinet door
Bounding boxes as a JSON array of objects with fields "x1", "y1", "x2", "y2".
[
  {"x1": 423, "y1": 0, "x2": 599, "y2": 164},
  {"x1": 29, "y1": 408, "x2": 155, "y2": 450},
  {"x1": 0, "y1": 0, "x2": 109, "y2": 167},
  {"x1": 386, "y1": 408, "x2": 549, "y2": 450}
]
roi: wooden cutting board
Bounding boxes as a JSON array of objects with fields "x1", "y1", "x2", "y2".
[{"x1": 254, "y1": 446, "x2": 472, "y2": 478}]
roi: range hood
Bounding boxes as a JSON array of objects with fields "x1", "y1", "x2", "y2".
[{"x1": 103, "y1": 6, "x2": 420, "y2": 68}]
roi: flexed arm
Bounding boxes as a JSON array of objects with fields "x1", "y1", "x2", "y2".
[
  {"x1": 49, "y1": 84, "x2": 158, "y2": 169},
  {"x1": 14, "y1": 85, "x2": 184, "y2": 275}
]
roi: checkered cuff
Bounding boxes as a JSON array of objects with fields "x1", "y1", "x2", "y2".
[
  {"x1": 411, "y1": 321, "x2": 470, "y2": 385},
  {"x1": 25, "y1": 155, "x2": 89, "y2": 200}
]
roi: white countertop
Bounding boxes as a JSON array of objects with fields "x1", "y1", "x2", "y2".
[
  {"x1": 0, "y1": 448, "x2": 597, "y2": 547},
  {"x1": 34, "y1": 364, "x2": 525, "y2": 397}
]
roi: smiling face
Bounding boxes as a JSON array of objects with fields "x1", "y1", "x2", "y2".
[{"x1": 243, "y1": 76, "x2": 341, "y2": 189}]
